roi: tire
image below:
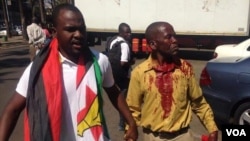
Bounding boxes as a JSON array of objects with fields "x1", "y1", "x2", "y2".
[{"x1": 233, "y1": 102, "x2": 250, "y2": 125}]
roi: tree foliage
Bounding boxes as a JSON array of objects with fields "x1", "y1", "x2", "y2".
[{"x1": 2, "y1": 0, "x2": 74, "y2": 38}]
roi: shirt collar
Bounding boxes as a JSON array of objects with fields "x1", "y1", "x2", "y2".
[
  {"x1": 144, "y1": 55, "x2": 181, "y2": 72},
  {"x1": 59, "y1": 52, "x2": 77, "y2": 67},
  {"x1": 117, "y1": 36, "x2": 126, "y2": 42}
]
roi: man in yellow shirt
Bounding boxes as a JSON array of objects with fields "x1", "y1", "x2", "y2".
[{"x1": 126, "y1": 21, "x2": 218, "y2": 141}]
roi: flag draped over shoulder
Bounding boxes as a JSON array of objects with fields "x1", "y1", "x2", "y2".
[{"x1": 24, "y1": 38, "x2": 110, "y2": 141}]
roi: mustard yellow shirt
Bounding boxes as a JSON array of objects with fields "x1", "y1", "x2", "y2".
[{"x1": 126, "y1": 56, "x2": 218, "y2": 133}]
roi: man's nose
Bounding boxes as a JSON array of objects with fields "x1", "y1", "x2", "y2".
[
  {"x1": 171, "y1": 36, "x2": 177, "y2": 43},
  {"x1": 127, "y1": 33, "x2": 131, "y2": 36},
  {"x1": 74, "y1": 30, "x2": 83, "y2": 38}
]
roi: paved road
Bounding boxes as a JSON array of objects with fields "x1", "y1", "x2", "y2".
[
  {"x1": 0, "y1": 45, "x2": 29, "y2": 141},
  {"x1": 0, "y1": 43, "x2": 221, "y2": 141}
]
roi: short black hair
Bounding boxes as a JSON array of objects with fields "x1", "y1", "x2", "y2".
[
  {"x1": 52, "y1": 3, "x2": 82, "y2": 27},
  {"x1": 145, "y1": 21, "x2": 171, "y2": 42},
  {"x1": 32, "y1": 17, "x2": 39, "y2": 24},
  {"x1": 118, "y1": 23, "x2": 130, "y2": 33}
]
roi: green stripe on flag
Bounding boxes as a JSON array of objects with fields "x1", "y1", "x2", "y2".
[{"x1": 93, "y1": 56, "x2": 110, "y2": 139}]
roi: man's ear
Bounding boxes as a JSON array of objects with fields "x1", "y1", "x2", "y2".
[{"x1": 148, "y1": 40, "x2": 156, "y2": 50}]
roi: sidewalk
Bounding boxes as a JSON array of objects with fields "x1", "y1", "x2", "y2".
[{"x1": 0, "y1": 36, "x2": 27, "y2": 45}]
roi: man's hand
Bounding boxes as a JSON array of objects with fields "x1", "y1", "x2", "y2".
[
  {"x1": 130, "y1": 58, "x2": 136, "y2": 65},
  {"x1": 124, "y1": 124, "x2": 138, "y2": 141},
  {"x1": 208, "y1": 131, "x2": 218, "y2": 141}
]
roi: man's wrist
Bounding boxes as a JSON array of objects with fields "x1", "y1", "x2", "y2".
[
  {"x1": 210, "y1": 131, "x2": 218, "y2": 135},
  {"x1": 209, "y1": 130, "x2": 218, "y2": 140}
]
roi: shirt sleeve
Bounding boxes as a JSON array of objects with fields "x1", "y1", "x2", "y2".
[
  {"x1": 188, "y1": 66, "x2": 218, "y2": 133},
  {"x1": 98, "y1": 53, "x2": 115, "y2": 88},
  {"x1": 26, "y1": 26, "x2": 33, "y2": 44},
  {"x1": 120, "y1": 42, "x2": 130, "y2": 62},
  {"x1": 126, "y1": 67, "x2": 143, "y2": 125},
  {"x1": 16, "y1": 63, "x2": 33, "y2": 98},
  {"x1": 33, "y1": 27, "x2": 46, "y2": 44}
]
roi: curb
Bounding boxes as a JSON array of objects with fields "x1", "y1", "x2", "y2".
[
  {"x1": 0, "y1": 36, "x2": 27, "y2": 44},
  {"x1": 1, "y1": 41, "x2": 25, "y2": 45}
]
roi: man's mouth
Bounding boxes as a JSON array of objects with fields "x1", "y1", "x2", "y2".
[
  {"x1": 72, "y1": 41, "x2": 82, "y2": 49},
  {"x1": 171, "y1": 45, "x2": 179, "y2": 54}
]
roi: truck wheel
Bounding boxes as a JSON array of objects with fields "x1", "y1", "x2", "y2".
[{"x1": 233, "y1": 102, "x2": 250, "y2": 125}]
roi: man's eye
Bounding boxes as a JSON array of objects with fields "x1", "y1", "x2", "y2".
[
  {"x1": 166, "y1": 35, "x2": 172, "y2": 39},
  {"x1": 79, "y1": 28, "x2": 86, "y2": 33},
  {"x1": 66, "y1": 27, "x2": 85, "y2": 33},
  {"x1": 67, "y1": 28, "x2": 77, "y2": 32}
]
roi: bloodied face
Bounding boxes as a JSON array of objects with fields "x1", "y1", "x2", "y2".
[
  {"x1": 54, "y1": 8, "x2": 87, "y2": 63},
  {"x1": 149, "y1": 22, "x2": 179, "y2": 58}
]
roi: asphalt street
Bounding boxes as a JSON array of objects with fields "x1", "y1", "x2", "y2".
[{"x1": 0, "y1": 40, "x2": 221, "y2": 141}]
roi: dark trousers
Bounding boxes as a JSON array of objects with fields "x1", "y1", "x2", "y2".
[{"x1": 118, "y1": 89, "x2": 128, "y2": 130}]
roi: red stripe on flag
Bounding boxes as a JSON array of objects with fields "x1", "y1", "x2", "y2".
[
  {"x1": 76, "y1": 55, "x2": 86, "y2": 88},
  {"x1": 24, "y1": 109, "x2": 30, "y2": 141},
  {"x1": 91, "y1": 126, "x2": 102, "y2": 141},
  {"x1": 42, "y1": 38, "x2": 62, "y2": 141},
  {"x1": 77, "y1": 85, "x2": 96, "y2": 123}
]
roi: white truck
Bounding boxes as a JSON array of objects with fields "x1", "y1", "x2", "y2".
[{"x1": 74, "y1": 0, "x2": 250, "y2": 49}]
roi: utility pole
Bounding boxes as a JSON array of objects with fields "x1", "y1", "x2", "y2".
[
  {"x1": 39, "y1": 0, "x2": 45, "y2": 23},
  {"x1": 1, "y1": 0, "x2": 11, "y2": 38},
  {"x1": 18, "y1": 0, "x2": 27, "y2": 40}
]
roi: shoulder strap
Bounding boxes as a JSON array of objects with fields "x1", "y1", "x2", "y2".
[
  {"x1": 105, "y1": 36, "x2": 116, "y2": 52},
  {"x1": 109, "y1": 41, "x2": 125, "y2": 52},
  {"x1": 106, "y1": 36, "x2": 126, "y2": 52}
]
